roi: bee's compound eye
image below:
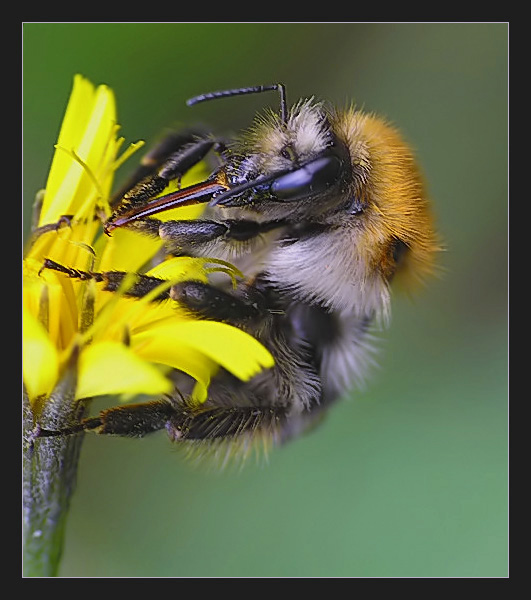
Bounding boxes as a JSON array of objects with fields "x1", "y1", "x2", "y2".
[{"x1": 271, "y1": 155, "x2": 343, "y2": 202}]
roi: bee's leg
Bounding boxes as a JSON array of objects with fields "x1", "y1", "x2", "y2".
[
  {"x1": 127, "y1": 217, "x2": 284, "y2": 257},
  {"x1": 108, "y1": 137, "x2": 218, "y2": 229},
  {"x1": 40, "y1": 258, "x2": 267, "y2": 330},
  {"x1": 39, "y1": 258, "x2": 173, "y2": 301},
  {"x1": 39, "y1": 257, "x2": 268, "y2": 328},
  {"x1": 37, "y1": 399, "x2": 176, "y2": 439},
  {"x1": 26, "y1": 214, "x2": 74, "y2": 248},
  {"x1": 166, "y1": 402, "x2": 289, "y2": 442},
  {"x1": 28, "y1": 191, "x2": 74, "y2": 239},
  {"x1": 170, "y1": 279, "x2": 269, "y2": 327},
  {"x1": 37, "y1": 397, "x2": 290, "y2": 442},
  {"x1": 110, "y1": 129, "x2": 212, "y2": 208}
]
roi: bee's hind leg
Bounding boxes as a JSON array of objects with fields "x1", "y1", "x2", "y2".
[{"x1": 37, "y1": 396, "x2": 289, "y2": 443}]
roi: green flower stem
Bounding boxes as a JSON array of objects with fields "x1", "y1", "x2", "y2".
[{"x1": 23, "y1": 360, "x2": 88, "y2": 577}]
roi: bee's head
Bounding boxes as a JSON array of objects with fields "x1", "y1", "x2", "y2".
[
  {"x1": 211, "y1": 100, "x2": 353, "y2": 219},
  {"x1": 211, "y1": 95, "x2": 440, "y2": 290}
]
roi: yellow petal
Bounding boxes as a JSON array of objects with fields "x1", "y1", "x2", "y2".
[
  {"x1": 42, "y1": 75, "x2": 95, "y2": 210},
  {"x1": 26, "y1": 223, "x2": 97, "y2": 272},
  {"x1": 133, "y1": 320, "x2": 274, "y2": 382},
  {"x1": 45, "y1": 270, "x2": 78, "y2": 351},
  {"x1": 191, "y1": 379, "x2": 209, "y2": 404},
  {"x1": 146, "y1": 255, "x2": 210, "y2": 282},
  {"x1": 23, "y1": 307, "x2": 59, "y2": 402},
  {"x1": 70, "y1": 86, "x2": 117, "y2": 220},
  {"x1": 134, "y1": 337, "x2": 215, "y2": 403},
  {"x1": 39, "y1": 75, "x2": 117, "y2": 225},
  {"x1": 76, "y1": 341, "x2": 172, "y2": 400},
  {"x1": 96, "y1": 227, "x2": 163, "y2": 272}
]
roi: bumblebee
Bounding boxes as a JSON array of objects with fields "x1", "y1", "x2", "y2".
[{"x1": 43, "y1": 84, "x2": 439, "y2": 458}]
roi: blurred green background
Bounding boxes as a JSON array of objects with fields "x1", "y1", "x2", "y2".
[{"x1": 23, "y1": 23, "x2": 508, "y2": 577}]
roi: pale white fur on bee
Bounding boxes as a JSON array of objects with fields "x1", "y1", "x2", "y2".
[
  {"x1": 266, "y1": 227, "x2": 392, "y2": 324},
  {"x1": 245, "y1": 99, "x2": 330, "y2": 171}
]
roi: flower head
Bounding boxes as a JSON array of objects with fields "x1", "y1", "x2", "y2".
[{"x1": 23, "y1": 75, "x2": 274, "y2": 411}]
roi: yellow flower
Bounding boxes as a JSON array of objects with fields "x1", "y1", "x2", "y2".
[{"x1": 23, "y1": 75, "x2": 274, "y2": 411}]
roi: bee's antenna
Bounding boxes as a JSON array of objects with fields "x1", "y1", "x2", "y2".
[{"x1": 187, "y1": 84, "x2": 288, "y2": 124}]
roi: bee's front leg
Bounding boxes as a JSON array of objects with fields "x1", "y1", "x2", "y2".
[
  {"x1": 127, "y1": 217, "x2": 285, "y2": 258},
  {"x1": 39, "y1": 258, "x2": 270, "y2": 329},
  {"x1": 110, "y1": 129, "x2": 209, "y2": 208}
]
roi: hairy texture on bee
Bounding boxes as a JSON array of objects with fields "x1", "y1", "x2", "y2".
[
  {"x1": 242, "y1": 99, "x2": 331, "y2": 167},
  {"x1": 331, "y1": 107, "x2": 441, "y2": 289},
  {"x1": 71, "y1": 85, "x2": 442, "y2": 466}
]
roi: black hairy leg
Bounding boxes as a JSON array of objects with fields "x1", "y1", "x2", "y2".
[
  {"x1": 37, "y1": 397, "x2": 290, "y2": 443},
  {"x1": 105, "y1": 136, "x2": 220, "y2": 233},
  {"x1": 115, "y1": 136, "x2": 215, "y2": 207},
  {"x1": 39, "y1": 258, "x2": 173, "y2": 301},
  {"x1": 171, "y1": 279, "x2": 269, "y2": 327},
  {"x1": 110, "y1": 129, "x2": 210, "y2": 208},
  {"x1": 122, "y1": 217, "x2": 286, "y2": 256},
  {"x1": 40, "y1": 258, "x2": 271, "y2": 327}
]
